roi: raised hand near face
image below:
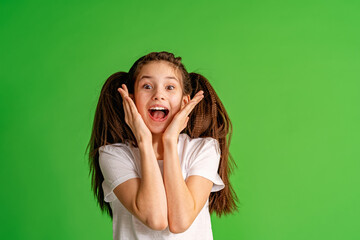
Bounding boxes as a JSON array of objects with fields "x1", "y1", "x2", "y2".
[
  {"x1": 118, "y1": 84, "x2": 152, "y2": 143},
  {"x1": 162, "y1": 90, "x2": 204, "y2": 142}
]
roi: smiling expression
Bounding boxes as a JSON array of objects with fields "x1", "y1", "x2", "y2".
[{"x1": 131, "y1": 60, "x2": 189, "y2": 135}]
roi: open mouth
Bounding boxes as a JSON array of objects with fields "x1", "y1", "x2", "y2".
[{"x1": 148, "y1": 107, "x2": 169, "y2": 121}]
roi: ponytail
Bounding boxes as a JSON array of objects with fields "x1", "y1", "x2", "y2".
[
  {"x1": 185, "y1": 73, "x2": 239, "y2": 216},
  {"x1": 86, "y1": 71, "x2": 137, "y2": 219}
]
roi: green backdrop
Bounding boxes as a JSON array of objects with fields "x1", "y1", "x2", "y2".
[{"x1": 1, "y1": 0, "x2": 359, "y2": 239}]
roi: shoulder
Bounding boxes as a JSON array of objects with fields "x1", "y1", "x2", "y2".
[
  {"x1": 98, "y1": 142, "x2": 134, "y2": 159},
  {"x1": 98, "y1": 142, "x2": 140, "y2": 173},
  {"x1": 179, "y1": 133, "x2": 220, "y2": 156}
]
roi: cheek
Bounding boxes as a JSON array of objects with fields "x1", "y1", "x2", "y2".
[
  {"x1": 134, "y1": 96, "x2": 145, "y2": 111},
  {"x1": 172, "y1": 98, "x2": 184, "y2": 112}
]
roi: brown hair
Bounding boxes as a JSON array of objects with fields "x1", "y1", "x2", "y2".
[{"x1": 86, "y1": 51, "x2": 239, "y2": 218}]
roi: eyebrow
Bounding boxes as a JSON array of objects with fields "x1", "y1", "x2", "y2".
[{"x1": 139, "y1": 75, "x2": 178, "y2": 81}]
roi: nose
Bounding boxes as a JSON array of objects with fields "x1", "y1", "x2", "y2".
[{"x1": 152, "y1": 88, "x2": 165, "y2": 100}]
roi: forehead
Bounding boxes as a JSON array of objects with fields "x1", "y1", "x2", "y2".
[{"x1": 136, "y1": 61, "x2": 182, "y2": 84}]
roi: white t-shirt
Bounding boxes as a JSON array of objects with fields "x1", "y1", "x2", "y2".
[{"x1": 99, "y1": 133, "x2": 225, "y2": 240}]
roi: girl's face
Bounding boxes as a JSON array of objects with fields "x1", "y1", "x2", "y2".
[{"x1": 131, "y1": 61, "x2": 189, "y2": 135}]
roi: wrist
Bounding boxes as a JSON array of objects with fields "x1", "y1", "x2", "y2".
[
  {"x1": 137, "y1": 134, "x2": 152, "y2": 146},
  {"x1": 162, "y1": 134, "x2": 178, "y2": 145}
]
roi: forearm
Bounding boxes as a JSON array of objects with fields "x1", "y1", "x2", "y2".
[
  {"x1": 163, "y1": 138, "x2": 195, "y2": 233},
  {"x1": 136, "y1": 140, "x2": 168, "y2": 227}
]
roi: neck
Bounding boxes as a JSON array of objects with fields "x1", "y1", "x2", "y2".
[
  {"x1": 151, "y1": 133, "x2": 180, "y2": 160},
  {"x1": 151, "y1": 133, "x2": 164, "y2": 160}
]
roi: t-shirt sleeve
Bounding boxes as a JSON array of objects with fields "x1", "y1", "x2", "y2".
[
  {"x1": 98, "y1": 144, "x2": 140, "y2": 202},
  {"x1": 186, "y1": 138, "x2": 225, "y2": 192}
]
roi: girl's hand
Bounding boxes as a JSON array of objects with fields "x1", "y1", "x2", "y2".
[
  {"x1": 162, "y1": 90, "x2": 204, "y2": 142},
  {"x1": 118, "y1": 84, "x2": 152, "y2": 143}
]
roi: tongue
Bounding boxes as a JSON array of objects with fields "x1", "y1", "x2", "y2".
[{"x1": 152, "y1": 110, "x2": 165, "y2": 119}]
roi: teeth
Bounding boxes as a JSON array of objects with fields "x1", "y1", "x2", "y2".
[{"x1": 149, "y1": 107, "x2": 167, "y2": 110}]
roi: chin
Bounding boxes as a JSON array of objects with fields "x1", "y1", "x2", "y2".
[
  {"x1": 145, "y1": 117, "x2": 172, "y2": 136},
  {"x1": 145, "y1": 122, "x2": 166, "y2": 135},
  {"x1": 150, "y1": 127, "x2": 167, "y2": 135}
]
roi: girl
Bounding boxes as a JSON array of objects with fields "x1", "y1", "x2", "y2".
[{"x1": 87, "y1": 51, "x2": 238, "y2": 239}]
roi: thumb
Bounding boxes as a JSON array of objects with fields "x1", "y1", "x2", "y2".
[{"x1": 183, "y1": 116, "x2": 189, "y2": 129}]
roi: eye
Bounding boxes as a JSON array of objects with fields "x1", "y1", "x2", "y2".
[
  {"x1": 167, "y1": 85, "x2": 175, "y2": 90},
  {"x1": 143, "y1": 84, "x2": 152, "y2": 89}
]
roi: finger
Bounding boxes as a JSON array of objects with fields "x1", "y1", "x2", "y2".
[
  {"x1": 126, "y1": 94, "x2": 139, "y2": 117},
  {"x1": 189, "y1": 90, "x2": 204, "y2": 104},
  {"x1": 123, "y1": 99, "x2": 132, "y2": 124},
  {"x1": 193, "y1": 90, "x2": 205, "y2": 101},
  {"x1": 118, "y1": 86, "x2": 130, "y2": 102},
  {"x1": 119, "y1": 85, "x2": 137, "y2": 113},
  {"x1": 177, "y1": 98, "x2": 203, "y2": 120},
  {"x1": 119, "y1": 85, "x2": 139, "y2": 117},
  {"x1": 122, "y1": 84, "x2": 130, "y2": 96},
  {"x1": 118, "y1": 87, "x2": 129, "y2": 107},
  {"x1": 183, "y1": 116, "x2": 189, "y2": 129},
  {"x1": 118, "y1": 87, "x2": 132, "y2": 122},
  {"x1": 194, "y1": 90, "x2": 204, "y2": 96},
  {"x1": 193, "y1": 91, "x2": 204, "y2": 101},
  {"x1": 118, "y1": 87, "x2": 124, "y2": 98},
  {"x1": 119, "y1": 85, "x2": 134, "y2": 103},
  {"x1": 180, "y1": 91, "x2": 204, "y2": 116},
  {"x1": 118, "y1": 84, "x2": 129, "y2": 98}
]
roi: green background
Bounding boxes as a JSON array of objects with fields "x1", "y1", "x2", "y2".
[{"x1": 1, "y1": 0, "x2": 359, "y2": 239}]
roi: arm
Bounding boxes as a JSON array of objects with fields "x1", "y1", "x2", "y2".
[
  {"x1": 113, "y1": 139, "x2": 168, "y2": 231},
  {"x1": 160, "y1": 90, "x2": 207, "y2": 233},
  {"x1": 115, "y1": 84, "x2": 168, "y2": 230},
  {"x1": 163, "y1": 138, "x2": 213, "y2": 233}
]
